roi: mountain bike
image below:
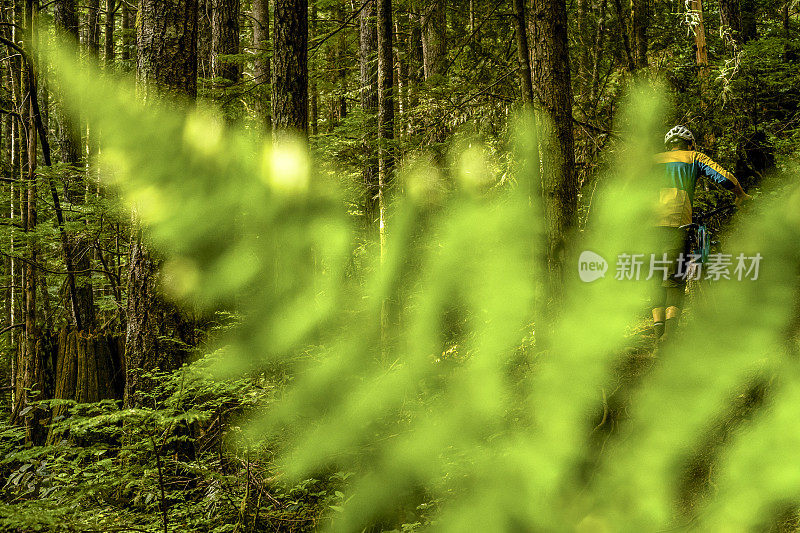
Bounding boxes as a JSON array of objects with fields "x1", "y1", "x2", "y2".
[
  {"x1": 679, "y1": 203, "x2": 736, "y2": 304},
  {"x1": 680, "y1": 204, "x2": 735, "y2": 264}
]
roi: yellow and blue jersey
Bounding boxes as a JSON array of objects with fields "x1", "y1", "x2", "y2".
[{"x1": 654, "y1": 150, "x2": 740, "y2": 227}]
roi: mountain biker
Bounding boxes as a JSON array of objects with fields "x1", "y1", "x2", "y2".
[{"x1": 651, "y1": 125, "x2": 752, "y2": 341}]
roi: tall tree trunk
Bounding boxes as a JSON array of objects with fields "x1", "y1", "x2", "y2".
[
  {"x1": 469, "y1": 0, "x2": 475, "y2": 33},
  {"x1": 19, "y1": 0, "x2": 44, "y2": 445},
  {"x1": 719, "y1": 0, "x2": 742, "y2": 45},
  {"x1": 55, "y1": 0, "x2": 79, "y2": 56},
  {"x1": 377, "y1": 0, "x2": 393, "y2": 141},
  {"x1": 576, "y1": 0, "x2": 589, "y2": 91},
  {"x1": 5, "y1": 4, "x2": 23, "y2": 407},
  {"x1": 690, "y1": 0, "x2": 710, "y2": 83},
  {"x1": 406, "y1": 9, "x2": 421, "y2": 134},
  {"x1": 740, "y1": 0, "x2": 756, "y2": 42},
  {"x1": 137, "y1": 0, "x2": 198, "y2": 97},
  {"x1": 55, "y1": 0, "x2": 97, "y2": 333},
  {"x1": 335, "y1": 3, "x2": 348, "y2": 122},
  {"x1": 309, "y1": 1, "x2": 319, "y2": 134},
  {"x1": 23, "y1": 94, "x2": 40, "y2": 443},
  {"x1": 3, "y1": 89, "x2": 17, "y2": 400},
  {"x1": 512, "y1": 0, "x2": 534, "y2": 103},
  {"x1": 104, "y1": 0, "x2": 115, "y2": 64},
  {"x1": 531, "y1": 0, "x2": 578, "y2": 302},
  {"x1": 120, "y1": 0, "x2": 132, "y2": 67},
  {"x1": 377, "y1": 0, "x2": 393, "y2": 359},
  {"x1": 198, "y1": 0, "x2": 213, "y2": 79},
  {"x1": 252, "y1": 0, "x2": 271, "y2": 131},
  {"x1": 272, "y1": 0, "x2": 308, "y2": 137},
  {"x1": 631, "y1": 0, "x2": 648, "y2": 68},
  {"x1": 86, "y1": 0, "x2": 100, "y2": 55},
  {"x1": 611, "y1": 0, "x2": 635, "y2": 71},
  {"x1": 360, "y1": 0, "x2": 379, "y2": 230},
  {"x1": 212, "y1": 0, "x2": 240, "y2": 86},
  {"x1": 690, "y1": 0, "x2": 713, "y2": 146},
  {"x1": 325, "y1": 3, "x2": 347, "y2": 128},
  {"x1": 395, "y1": 20, "x2": 406, "y2": 135},
  {"x1": 128, "y1": 0, "x2": 198, "y2": 407},
  {"x1": 588, "y1": 0, "x2": 607, "y2": 103},
  {"x1": 421, "y1": 0, "x2": 446, "y2": 79},
  {"x1": 48, "y1": 330, "x2": 122, "y2": 442}
]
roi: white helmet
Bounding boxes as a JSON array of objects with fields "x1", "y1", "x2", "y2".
[{"x1": 664, "y1": 125, "x2": 695, "y2": 145}]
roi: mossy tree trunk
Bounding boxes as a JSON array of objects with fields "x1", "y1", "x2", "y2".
[
  {"x1": 421, "y1": 0, "x2": 446, "y2": 80},
  {"x1": 360, "y1": 0, "x2": 379, "y2": 231},
  {"x1": 631, "y1": 0, "x2": 649, "y2": 68},
  {"x1": 16, "y1": 0, "x2": 45, "y2": 445},
  {"x1": 48, "y1": 330, "x2": 123, "y2": 444},
  {"x1": 512, "y1": 0, "x2": 535, "y2": 103},
  {"x1": 104, "y1": 0, "x2": 115, "y2": 65},
  {"x1": 86, "y1": 0, "x2": 99, "y2": 55},
  {"x1": 531, "y1": 0, "x2": 578, "y2": 305},
  {"x1": 252, "y1": 0, "x2": 271, "y2": 132},
  {"x1": 211, "y1": 0, "x2": 240, "y2": 86},
  {"x1": 126, "y1": 0, "x2": 198, "y2": 408},
  {"x1": 272, "y1": 0, "x2": 308, "y2": 137}
]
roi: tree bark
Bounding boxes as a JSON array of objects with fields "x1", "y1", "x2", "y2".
[
  {"x1": 18, "y1": 0, "x2": 45, "y2": 445},
  {"x1": 272, "y1": 0, "x2": 308, "y2": 137},
  {"x1": 588, "y1": 0, "x2": 607, "y2": 103},
  {"x1": 125, "y1": 237, "x2": 159, "y2": 405},
  {"x1": 252, "y1": 0, "x2": 271, "y2": 131},
  {"x1": 4, "y1": 2, "x2": 23, "y2": 408},
  {"x1": 377, "y1": 0, "x2": 393, "y2": 189},
  {"x1": 54, "y1": 0, "x2": 79, "y2": 52},
  {"x1": 395, "y1": 20, "x2": 406, "y2": 134},
  {"x1": 690, "y1": 0, "x2": 710, "y2": 83},
  {"x1": 421, "y1": 0, "x2": 446, "y2": 79},
  {"x1": 137, "y1": 0, "x2": 198, "y2": 97},
  {"x1": 631, "y1": 0, "x2": 648, "y2": 68},
  {"x1": 120, "y1": 0, "x2": 132, "y2": 66},
  {"x1": 512, "y1": 0, "x2": 534, "y2": 103},
  {"x1": 55, "y1": 0, "x2": 97, "y2": 333},
  {"x1": 48, "y1": 330, "x2": 124, "y2": 444},
  {"x1": 86, "y1": 0, "x2": 100, "y2": 55},
  {"x1": 377, "y1": 0, "x2": 394, "y2": 360},
  {"x1": 1, "y1": 52, "x2": 18, "y2": 396},
  {"x1": 335, "y1": 3, "x2": 348, "y2": 123},
  {"x1": 405, "y1": 9, "x2": 421, "y2": 134},
  {"x1": 198, "y1": 0, "x2": 212, "y2": 79},
  {"x1": 719, "y1": 0, "x2": 742, "y2": 45},
  {"x1": 325, "y1": 3, "x2": 348, "y2": 129},
  {"x1": 740, "y1": 0, "x2": 756, "y2": 42},
  {"x1": 212, "y1": 0, "x2": 240, "y2": 85},
  {"x1": 104, "y1": 0, "x2": 115, "y2": 64},
  {"x1": 309, "y1": 0, "x2": 318, "y2": 134},
  {"x1": 128, "y1": 0, "x2": 198, "y2": 407},
  {"x1": 531, "y1": 0, "x2": 578, "y2": 301},
  {"x1": 23, "y1": 84, "x2": 40, "y2": 443},
  {"x1": 690, "y1": 0, "x2": 713, "y2": 147},
  {"x1": 360, "y1": 0, "x2": 379, "y2": 230},
  {"x1": 611, "y1": 0, "x2": 636, "y2": 72}
]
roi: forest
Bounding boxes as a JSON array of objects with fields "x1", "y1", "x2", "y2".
[{"x1": 0, "y1": 0, "x2": 799, "y2": 530}]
